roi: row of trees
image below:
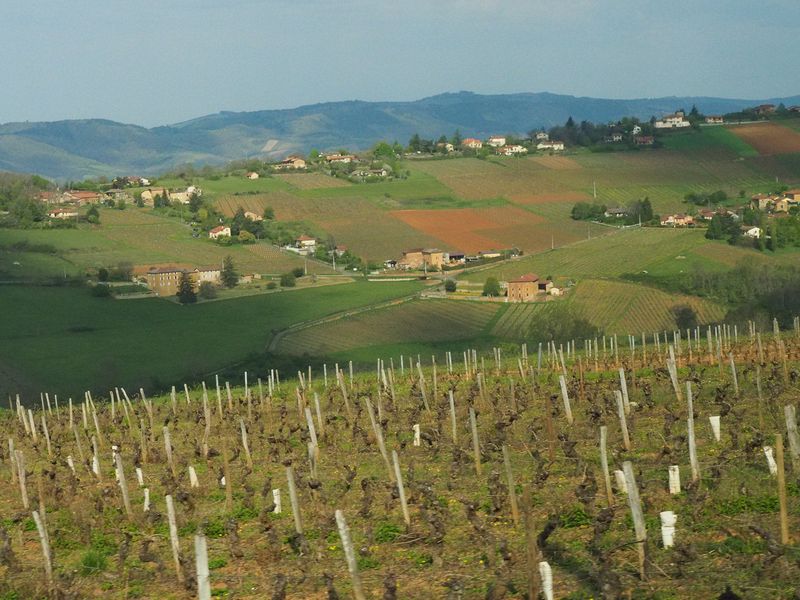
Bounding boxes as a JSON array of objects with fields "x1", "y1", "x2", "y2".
[{"x1": 570, "y1": 199, "x2": 654, "y2": 225}]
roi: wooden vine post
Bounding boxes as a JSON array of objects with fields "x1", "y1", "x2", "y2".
[
  {"x1": 599, "y1": 426, "x2": 614, "y2": 506},
  {"x1": 469, "y1": 406, "x2": 482, "y2": 476},
  {"x1": 501, "y1": 445, "x2": 520, "y2": 526},
  {"x1": 165, "y1": 494, "x2": 184, "y2": 583},
  {"x1": 335, "y1": 509, "x2": 367, "y2": 600},
  {"x1": 775, "y1": 434, "x2": 790, "y2": 544},
  {"x1": 622, "y1": 461, "x2": 647, "y2": 580}
]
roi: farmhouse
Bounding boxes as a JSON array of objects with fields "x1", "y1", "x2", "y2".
[
  {"x1": 654, "y1": 111, "x2": 690, "y2": 129},
  {"x1": 634, "y1": 135, "x2": 655, "y2": 146},
  {"x1": 604, "y1": 133, "x2": 624, "y2": 143},
  {"x1": 536, "y1": 140, "x2": 565, "y2": 151},
  {"x1": 333, "y1": 245, "x2": 348, "y2": 257},
  {"x1": 245, "y1": 172, "x2": 260, "y2": 180},
  {"x1": 244, "y1": 211, "x2": 263, "y2": 222},
  {"x1": 705, "y1": 116, "x2": 724, "y2": 124},
  {"x1": 140, "y1": 188, "x2": 169, "y2": 206},
  {"x1": 275, "y1": 156, "x2": 307, "y2": 170},
  {"x1": 506, "y1": 273, "x2": 553, "y2": 302},
  {"x1": 784, "y1": 189, "x2": 800, "y2": 201},
  {"x1": 36, "y1": 191, "x2": 64, "y2": 205},
  {"x1": 462, "y1": 138, "x2": 483, "y2": 150},
  {"x1": 63, "y1": 190, "x2": 105, "y2": 205},
  {"x1": 145, "y1": 266, "x2": 221, "y2": 297},
  {"x1": 487, "y1": 136, "x2": 506, "y2": 148},
  {"x1": 47, "y1": 208, "x2": 79, "y2": 219},
  {"x1": 447, "y1": 252, "x2": 465, "y2": 265},
  {"x1": 398, "y1": 248, "x2": 444, "y2": 270},
  {"x1": 535, "y1": 132, "x2": 549, "y2": 141},
  {"x1": 436, "y1": 142, "x2": 455, "y2": 152},
  {"x1": 660, "y1": 213, "x2": 694, "y2": 227},
  {"x1": 755, "y1": 104, "x2": 776, "y2": 115},
  {"x1": 209, "y1": 225, "x2": 231, "y2": 239}
]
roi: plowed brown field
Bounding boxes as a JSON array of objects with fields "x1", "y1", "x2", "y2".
[
  {"x1": 730, "y1": 123, "x2": 800, "y2": 155},
  {"x1": 391, "y1": 206, "x2": 545, "y2": 253}
]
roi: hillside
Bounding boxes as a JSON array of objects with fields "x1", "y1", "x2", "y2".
[{"x1": 3, "y1": 91, "x2": 800, "y2": 180}]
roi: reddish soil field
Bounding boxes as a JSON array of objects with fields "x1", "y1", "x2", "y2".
[
  {"x1": 391, "y1": 206, "x2": 545, "y2": 253},
  {"x1": 730, "y1": 123, "x2": 800, "y2": 155}
]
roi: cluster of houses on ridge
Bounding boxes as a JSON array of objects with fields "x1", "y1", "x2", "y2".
[
  {"x1": 656, "y1": 189, "x2": 800, "y2": 238},
  {"x1": 384, "y1": 247, "x2": 514, "y2": 271},
  {"x1": 457, "y1": 132, "x2": 565, "y2": 154},
  {"x1": 37, "y1": 182, "x2": 202, "y2": 216}
]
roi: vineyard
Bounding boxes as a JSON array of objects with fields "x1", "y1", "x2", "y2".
[
  {"x1": 2, "y1": 321, "x2": 800, "y2": 598},
  {"x1": 458, "y1": 228, "x2": 722, "y2": 283},
  {"x1": 277, "y1": 299, "x2": 500, "y2": 356},
  {"x1": 489, "y1": 280, "x2": 725, "y2": 341}
]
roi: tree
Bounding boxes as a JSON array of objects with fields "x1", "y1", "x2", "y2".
[
  {"x1": 177, "y1": 272, "x2": 197, "y2": 304},
  {"x1": 86, "y1": 205, "x2": 100, "y2": 224},
  {"x1": 221, "y1": 256, "x2": 238, "y2": 288},
  {"x1": 97, "y1": 268, "x2": 109, "y2": 282},
  {"x1": 189, "y1": 193, "x2": 202, "y2": 213},
  {"x1": 444, "y1": 279, "x2": 457, "y2": 292},
  {"x1": 482, "y1": 277, "x2": 501, "y2": 297},
  {"x1": 280, "y1": 272, "x2": 296, "y2": 287},
  {"x1": 672, "y1": 305, "x2": 697, "y2": 330},
  {"x1": 263, "y1": 206, "x2": 275, "y2": 220},
  {"x1": 291, "y1": 266, "x2": 305, "y2": 278},
  {"x1": 238, "y1": 230, "x2": 256, "y2": 244},
  {"x1": 198, "y1": 281, "x2": 217, "y2": 300}
]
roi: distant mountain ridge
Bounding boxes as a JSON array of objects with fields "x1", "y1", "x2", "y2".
[{"x1": 1, "y1": 91, "x2": 798, "y2": 180}]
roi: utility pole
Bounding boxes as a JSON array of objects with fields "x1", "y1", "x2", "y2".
[{"x1": 593, "y1": 180, "x2": 597, "y2": 199}]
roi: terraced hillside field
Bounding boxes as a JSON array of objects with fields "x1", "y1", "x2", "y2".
[{"x1": 276, "y1": 299, "x2": 500, "y2": 356}]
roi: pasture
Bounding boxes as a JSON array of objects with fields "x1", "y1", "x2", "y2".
[{"x1": 0, "y1": 280, "x2": 424, "y2": 400}]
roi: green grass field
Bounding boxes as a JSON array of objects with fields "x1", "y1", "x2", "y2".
[
  {"x1": 0, "y1": 280, "x2": 424, "y2": 400},
  {"x1": 0, "y1": 207, "x2": 335, "y2": 280}
]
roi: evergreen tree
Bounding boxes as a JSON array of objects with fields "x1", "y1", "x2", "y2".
[
  {"x1": 177, "y1": 272, "x2": 197, "y2": 304},
  {"x1": 221, "y1": 255, "x2": 238, "y2": 288}
]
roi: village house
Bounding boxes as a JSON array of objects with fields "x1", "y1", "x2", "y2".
[
  {"x1": 535, "y1": 132, "x2": 549, "y2": 141},
  {"x1": 498, "y1": 144, "x2": 528, "y2": 156},
  {"x1": 604, "y1": 133, "x2": 624, "y2": 143},
  {"x1": 140, "y1": 188, "x2": 169, "y2": 206},
  {"x1": 244, "y1": 211, "x2": 263, "y2": 222},
  {"x1": 487, "y1": 136, "x2": 506, "y2": 148},
  {"x1": 604, "y1": 207, "x2": 627, "y2": 218},
  {"x1": 275, "y1": 156, "x2": 307, "y2": 170},
  {"x1": 462, "y1": 138, "x2": 483, "y2": 150},
  {"x1": 295, "y1": 235, "x2": 317, "y2": 251},
  {"x1": 634, "y1": 135, "x2": 655, "y2": 146},
  {"x1": 784, "y1": 189, "x2": 800, "y2": 202},
  {"x1": 47, "y1": 207, "x2": 79, "y2": 219},
  {"x1": 506, "y1": 273, "x2": 553, "y2": 303},
  {"x1": 383, "y1": 259, "x2": 398, "y2": 269},
  {"x1": 333, "y1": 245, "x2": 348, "y2": 257},
  {"x1": 705, "y1": 116, "x2": 724, "y2": 124},
  {"x1": 536, "y1": 140, "x2": 565, "y2": 151},
  {"x1": 324, "y1": 154, "x2": 355, "y2": 164},
  {"x1": 37, "y1": 191, "x2": 64, "y2": 205},
  {"x1": 447, "y1": 252, "x2": 465, "y2": 265},
  {"x1": 741, "y1": 226, "x2": 762, "y2": 239},
  {"x1": 436, "y1": 142, "x2": 455, "y2": 152},
  {"x1": 245, "y1": 172, "x2": 260, "y2": 180},
  {"x1": 697, "y1": 208, "x2": 716, "y2": 221},
  {"x1": 755, "y1": 104, "x2": 776, "y2": 116},
  {"x1": 145, "y1": 266, "x2": 221, "y2": 297},
  {"x1": 654, "y1": 111, "x2": 690, "y2": 129},
  {"x1": 209, "y1": 225, "x2": 231, "y2": 239},
  {"x1": 660, "y1": 213, "x2": 694, "y2": 227}
]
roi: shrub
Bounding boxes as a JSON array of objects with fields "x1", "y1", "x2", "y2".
[
  {"x1": 90, "y1": 284, "x2": 112, "y2": 298},
  {"x1": 444, "y1": 279, "x2": 457, "y2": 292},
  {"x1": 291, "y1": 267, "x2": 305, "y2": 278},
  {"x1": 280, "y1": 272, "x2": 296, "y2": 288},
  {"x1": 198, "y1": 281, "x2": 217, "y2": 300},
  {"x1": 266, "y1": 281, "x2": 277, "y2": 290},
  {"x1": 375, "y1": 522, "x2": 401, "y2": 543},
  {"x1": 79, "y1": 549, "x2": 108, "y2": 576}
]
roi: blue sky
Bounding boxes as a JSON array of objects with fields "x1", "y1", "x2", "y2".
[{"x1": 2, "y1": 0, "x2": 798, "y2": 126}]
